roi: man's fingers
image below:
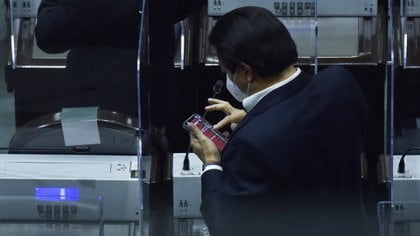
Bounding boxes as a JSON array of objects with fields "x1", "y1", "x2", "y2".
[
  {"x1": 207, "y1": 98, "x2": 228, "y2": 105},
  {"x1": 213, "y1": 117, "x2": 230, "y2": 130},
  {"x1": 187, "y1": 123, "x2": 201, "y2": 136},
  {"x1": 187, "y1": 123, "x2": 207, "y2": 141},
  {"x1": 205, "y1": 103, "x2": 229, "y2": 113},
  {"x1": 230, "y1": 123, "x2": 239, "y2": 130}
]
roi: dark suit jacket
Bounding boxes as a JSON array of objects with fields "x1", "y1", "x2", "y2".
[
  {"x1": 201, "y1": 66, "x2": 368, "y2": 236},
  {"x1": 35, "y1": 0, "x2": 201, "y2": 126},
  {"x1": 35, "y1": 0, "x2": 198, "y2": 54}
]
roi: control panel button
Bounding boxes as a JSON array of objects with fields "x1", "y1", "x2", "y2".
[
  {"x1": 71, "y1": 205, "x2": 77, "y2": 213},
  {"x1": 297, "y1": 2, "x2": 303, "y2": 15},
  {"x1": 282, "y1": 2, "x2": 288, "y2": 15},
  {"x1": 289, "y1": 2, "x2": 295, "y2": 15}
]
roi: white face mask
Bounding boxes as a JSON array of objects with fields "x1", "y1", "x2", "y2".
[{"x1": 226, "y1": 72, "x2": 248, "y2": 102}]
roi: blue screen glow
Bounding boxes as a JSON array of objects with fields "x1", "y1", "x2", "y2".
[{"x1": 35, "y1": 187, "x2": 79, "y2": 201}]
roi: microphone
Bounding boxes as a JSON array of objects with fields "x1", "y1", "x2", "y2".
[
  {"x1": 183, "y1": 80, "x2": 224, "y2": 171},
  {"x1": 213, "y1": 80, "x2": 223, "y2": 97},
  {"x1": 202, "y1": 80, "x2": 223, "y2": 118}
]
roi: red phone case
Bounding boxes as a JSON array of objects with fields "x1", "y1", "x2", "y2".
[{"x1": 183, "y1": 113, "x2": 227, "y2": 152}]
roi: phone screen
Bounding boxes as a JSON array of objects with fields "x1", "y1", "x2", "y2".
[{"x1": 183, "y1": 113, "x2": 227, "y2": 152}]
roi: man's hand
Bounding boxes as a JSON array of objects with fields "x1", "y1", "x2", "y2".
[
  {"x1": 205, "y1": 98, "x2": 246, "y2": 130},
  {"x1": 187, "y1": 123, "x2": 220, "y2": 164}
]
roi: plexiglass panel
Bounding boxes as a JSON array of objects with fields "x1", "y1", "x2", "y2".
[
  {"x1": 378, "y1": 201, "x2": 420, "y2": 236},
  {"x1": 201, "y1": 0, "x2": 384, "y2": 69},
  {"x1": 2, "y1": 1, "x2": 417, "y2": 235},
  {"x1": 1, "y1": 0, "x2": 143, "y2": 235},
  {"x1": 400, "y1": 0, "x2": 420, "y2": 68},
  {"x1": 393, "y1": 0, "x2": 420, "y2": 210},
  {"x1": 201, "y1": 0, "x2": 320, "y2": 72}
]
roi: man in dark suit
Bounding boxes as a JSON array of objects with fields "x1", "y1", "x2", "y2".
[
  {"x1": 187, "y1": 6, "x2": 368, "y2": 236},
  {"x1": 35, "y1": 0, "x2": 199, "y2": 129}
]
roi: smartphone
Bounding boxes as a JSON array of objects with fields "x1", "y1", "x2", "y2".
[{"x1": 183, "y1": 113, "x2": 227, "y2": 152}]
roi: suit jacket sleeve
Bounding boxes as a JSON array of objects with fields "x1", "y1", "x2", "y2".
[
  {"x1": 173, "y1": 0, "x2": 205, "y2": 22},
  {"x1": 35, "y1": 0, "x2": 92, "y2": 52},
  {"x1": 35, "y1": 0, "x2": 140, "y2": 53},
  {"x1": 200, "y1": 170, "x2": 226, "y2": 235},
  {"x1": 200, "y1": 138, "x2": 272, "y2": 236}
]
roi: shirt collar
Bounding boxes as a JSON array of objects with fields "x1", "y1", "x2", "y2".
[{"x1": 242, "y1": 67, "x2": 301, "y2": 112}]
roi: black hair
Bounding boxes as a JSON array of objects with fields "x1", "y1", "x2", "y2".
[{"x1": 209, "y1": 6, "x2": 298, "y2": 78}]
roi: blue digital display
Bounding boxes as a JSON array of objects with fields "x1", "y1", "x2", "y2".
[{"x1": 35, "y1": 187, "x2": 79, "y2": 201}]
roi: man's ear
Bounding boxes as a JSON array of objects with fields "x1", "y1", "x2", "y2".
[{"x1": 239, "y1": 63, "x2": 254, "y2": 83}]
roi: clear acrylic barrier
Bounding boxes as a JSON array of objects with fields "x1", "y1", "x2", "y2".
[
  {"x1": 0, "y1": 195, "x2": 104, "y2": 236},
  {"x1": 2, "y1": 0, "x2": 144, "y2": 235},
  {"x1": 202, "y1": 0, "x2": 320, "y2": 73},
  {"x1": 400, "y1": 0, "x2": 420, "y2": 68},
  {"x1": 378, "y1": 201, "x2": 420, "y2": 236}
]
